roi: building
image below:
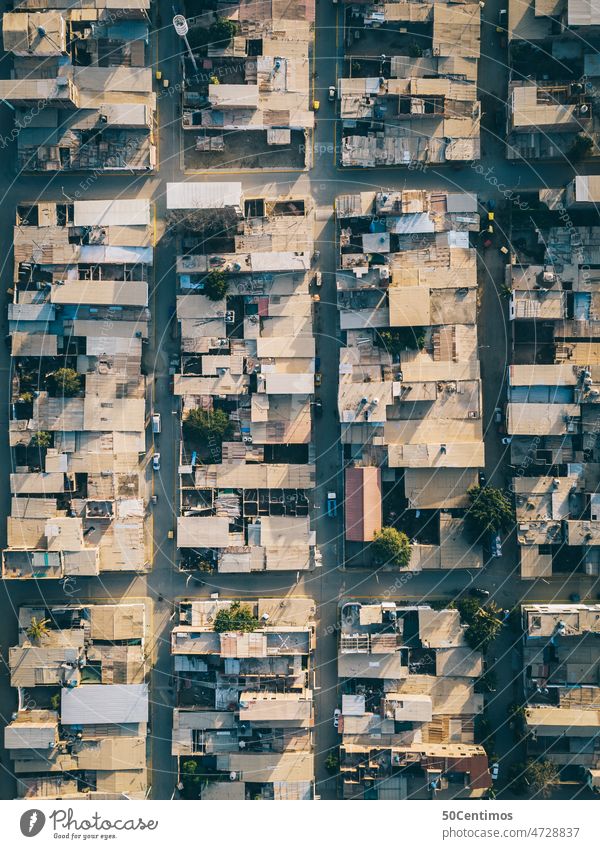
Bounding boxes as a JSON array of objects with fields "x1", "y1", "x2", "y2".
[
  {"x1": 167, "y1": 183, "x2": 318, "y2": 574},
  {"x1": 0, "y1": 3, "x2": 155, "y2": 172},
  {"x1": 4, "y1": 603, "x2": 149, "y2": 799},
  {"x1": 3, "y1": 199, "x2": 152, "y2": 579},
  {"x1": 338, "y1": 1, "x2": 481, "y2": 166},
  {"x1": 506, "y1": 188, "x2": 600, "y2": 579},
  {"x1": 521, "y1": 604, "x2": 600, "y2": 789},
  {"x1": 171, "y1": 597, "x2": 316, "y2": 800},
  {"x1": 180, "y1": 7, "x2": 314, "y2": 170},
  {"x1": 336, "y1": 601, "x2": 491, "y2": 799},
  {"x1": 336, "y1": 189, "x2": 484, "y2": 568},
  {"x1": 506, "y1": 0, "x2": 600, "y2": 160}
]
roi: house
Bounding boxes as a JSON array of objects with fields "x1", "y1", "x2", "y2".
[
  {"x1": 337, "y1": 1, "x2": 481, "y2": 167},
  {"x1": 167, "y1": 185, "x2": 318, "y2": 574},
  {"x1": 506, "y1": 195, "x2": 600, "y2": 578},
  {"x1": 171, "y1": 597, "x2": 316, "y2": 800},
  {"x1": 336, "y1": 190, "x2": 484, "y2": 568},
  {"x1": 3, "y1": 199, "x2": 152, "y2": 579},
  {"x1": 5, "y1": 602, "x2": 149, "y2": 800},
  {"x1": 521, "y1": 604, "x2": 600, "y2": 787},
  {"x1": 0, "y1": 5, "x2": 155, "y2": 172},
  {"x1": 506, "y1": 1, "x2": 600, "y2": 160},
  {"x1": 336, "y1": 601, "x2": 491, "y2": 799},
  {"x1": 180, "y1": 11, "x2": 314, "y2": 170}
]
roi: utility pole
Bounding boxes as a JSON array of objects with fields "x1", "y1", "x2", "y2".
[{"x1": 173, "y1": 15, "x2": 198, "y2": 73}]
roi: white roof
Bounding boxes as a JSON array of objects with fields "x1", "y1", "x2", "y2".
[
  {"x1": 342, "y1": 694, "x2": 366, "y2": 716},
  {"x1": 61, "y1": 684, "x2": 148, "y2": 725},
  {"x1": 166, "y1": 182, "x2": 242, "y2": 210},
  {"x1": 73, "y1": 199, "x2": 150, "y2": 227}
]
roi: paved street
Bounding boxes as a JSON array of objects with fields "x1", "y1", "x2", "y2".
[{"x1": 0, "y1": 0, "x2": 599, "y2": 802}]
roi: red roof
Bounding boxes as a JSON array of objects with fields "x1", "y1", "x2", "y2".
[{"x1": 345, "y1": 467, "x2": 382, "y2": 542}]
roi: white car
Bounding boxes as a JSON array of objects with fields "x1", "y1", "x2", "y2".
[
  {"x1": 333, "y1": 708, "x2": 341, "y2": 728},
  {"x1": 491, "y1": 762, "x2": 499, "y2": 781},
  {"x1": 493, "y1": 534, "x2": 502, "y2": 558},
  {"x1": 152, "y1": 452, "x2": 161, "y2": 472},
  {"x1": 152, "y1": 413, "x2": 161, "y2": 434},
  {"x1": 501, "y1": 436, "x2": 512, "y2": 445}
]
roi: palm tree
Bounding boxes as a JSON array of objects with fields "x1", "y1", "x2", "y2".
[
  {"x1": 525, "y1": 758, "x2": 559, "y2": 798},
  {"x1": 26, "y1": 616, "x2": 50, "y2": 642}
]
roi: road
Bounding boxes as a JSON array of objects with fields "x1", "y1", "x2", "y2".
[{"x1": 0, "y1": 0, "x2": 598, "y2": 802}]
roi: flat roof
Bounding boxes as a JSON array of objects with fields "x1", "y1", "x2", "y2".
[
  {"x1": 166, "y1": 182, "x2": 242, "y2": 210},
  {"x1": 61, "y1": 683, "x2": 148, "y2": 725}
]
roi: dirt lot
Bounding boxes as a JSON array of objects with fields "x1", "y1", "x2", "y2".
[{"x1": 184, "y1": 128, "x2": 307, "y2": 171}]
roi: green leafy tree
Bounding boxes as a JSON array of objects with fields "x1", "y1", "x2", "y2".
[
  {"x1": 214, "y1": 601, "x2": 260, "y2": 633},
  {"x1": 31, "y1": 431, "x2": 52, "y2": 449},
  {"x1": 372, "y1": 526, "x2": 412, "y2": 568},
  {"x1": 50, "y1": 693, "x2": 60, "y2": 711},
  {"x1": 183, "y1": 408, "x2": 233, "y2": 442},
  {"x1": 203, "y1": 269, "x2": 229, "y2": 301},
  {"x1": 27, "y1": 616, "x2": 50, "y2": 642},
  {"x1": 524, "y1": 758, "x2": 559, "y2": 798},
  {"x1": 46, "y1": 367, "x2": 81, "y2": 397},
  {"x1": 325, "y1": 752, "x2": 339, "y2": 773},
  {"x1": 208, "y1": 17, "x2": 236, "y2": 47},
  {"x1": 377, "y1": 326, "x2": 426, "y2": 356},
  {"x1": 465, "y1": 485, "x2": 514, "y2": 540},
  {"x1": 567, "y1": 132, "x2": 593, "y2": 163}
]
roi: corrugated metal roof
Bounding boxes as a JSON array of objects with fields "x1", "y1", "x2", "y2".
[
  {"x1": 166, "y1": 182, "x2": 242, "y2": 210},
  {"x1": 61, "y1": 683, "x2": 148, "y2": 725}
]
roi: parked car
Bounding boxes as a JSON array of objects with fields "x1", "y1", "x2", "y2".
[
  {"x1": 314, "y1": 398, "x2": 323, "y2": 417},
  {"x1": 333, "y1": 708, "x2": 341, "y2": 728},
  {"x1": 478, "y1": 471, "x2": 487, "y2": 487},
  {"x1": 493, "y1": 534, "x2": 503, "y2": 558},
  {"x1": 152, "y1": 413, "x2": 161, "y2": 434},
  {"x1": 494, "y1": 407, "x2": 502, "y2": 423},
  {"x1": 491, "y1": 762, "x2": 500, "y2": 781},
  {"x1": 152, "y1": 452, "x2": 161, "y2": 472},
  {"x1": 468, "y1": 587, "x2": 491, "y2": 599},
  {"x1": 315, "y1": 372, "x2": 322, "y2": 387},
  {"x1": 327, "y1": 491, "x2": 337, "y2": 518},
  {"x1": 501, "y1": 436, "x2": 512, "y2": 445},
  {"x1": 328, "y1": 85, "x2": 336, "y2": 101},
  {"x1": 313, "y1": 272, "x2": 322, "y2": 287}
]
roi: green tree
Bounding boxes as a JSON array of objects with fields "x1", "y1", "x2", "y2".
[
  {"x1": 567, "y1": 132, "x2": 593, "y2": 163},
  {"x1": 376, "y1": 326, "x2": 426, "y2": 356},
  {"x1": 506, "y1": 762, "x2": 528, "y2": 796},
  {"x1": 182, "y1": 760, "x2": 198, "y2": 775},
  {"x1": 325, "y1": 752, "x2": 339, "y2": 773},
  {"x1": 208, "y1": 17, "x2": 236, "y2": 47},
  {"x1": 203, "y1": 269, "x2": 229, "y2": 301},
  {"x1": 455, "y1": 597, "x2": 502, "y2": 652},
  {"x1": 465, "y1": 485, "x2": 513, "y2": 540},
  {"x1": 46, "y1": 367, "x2": 81, "y2": 397},
  {"x1": 372, "y1": 526, "x2": 412, "y2": 568},
  {"x1": 31, "y1": 431, "x2": 52, "y2": 449},
  {"x1": 50, "y1": 693, "x2": 60, "y2": 711},
  {"x1": 27, "y1": 616, "x2": 50, "y2": 642},
  {"x1": 183, "y1": 408, "x2": 233, "y2": 442},
  {"x1": 214, "y1": 601, "x2": 260, "y2": 633},
  {"x1": 524, "y1": 758, "x2": 559, "y2": 798}
]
